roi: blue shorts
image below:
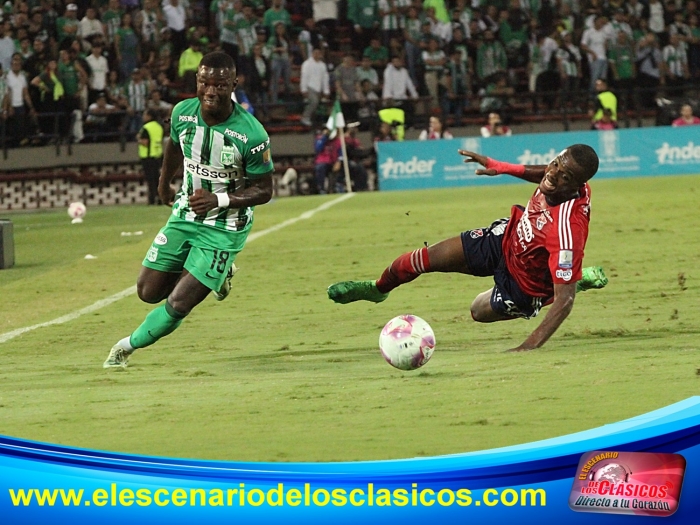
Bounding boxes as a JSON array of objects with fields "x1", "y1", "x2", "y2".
[{"x1": 460, "y1": 218, "x2": 545, "y2": 319}]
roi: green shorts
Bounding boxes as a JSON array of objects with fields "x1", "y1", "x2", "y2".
[{"x1": 143, "y1": 215, "x2": 251, "y2": 291}]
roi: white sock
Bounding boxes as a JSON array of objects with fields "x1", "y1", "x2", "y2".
[{"x1": 118, "y1": 336, "x2": 134, "y2": 352}]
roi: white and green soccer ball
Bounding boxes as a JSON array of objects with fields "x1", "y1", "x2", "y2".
[{"x1": 379, "y1": 315, "x2": 436, "y2": 371}]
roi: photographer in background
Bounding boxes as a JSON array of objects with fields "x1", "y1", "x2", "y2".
[{"x1": 480, "y1": 112, "x2": 511, "y2": 137}]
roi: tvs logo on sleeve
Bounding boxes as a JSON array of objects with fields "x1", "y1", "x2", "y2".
[{"x1": 569, "y1": 451, "x2": 685, "y2": 517}]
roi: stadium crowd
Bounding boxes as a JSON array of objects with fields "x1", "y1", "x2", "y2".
[{"x1": 0, "y1": 0, "x2": 699, "y2": 148}]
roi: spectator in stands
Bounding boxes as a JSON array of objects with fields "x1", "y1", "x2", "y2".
[
  {"x1": 557, "y1": 31, "x2": 582, "y2": 109},
  {"x1": 662, "y1": 33, "x2": 690, "y2": 90},
  {"x1": 299, "y1": 17, "x2": 326, "y2": 61},
  {"x1": 247, "y1": 42, "x2": 270, "y2": 112},
  {"x1": 85, "y1": 91, "x2": 117, "y2": 136},
  {"x1": 422, "y1": 37, "x2": 445, "y2": 109},
  {"x1": 647, "y1": 0, "x2": 665, "y2": 40},
  {"x1": 688, "y1": 14, "x2": 700, "y2": 79},
  {"x1": 357, "y1": 78, "x2": 379, "y2": 128},
  {"x1": 263, "y1": 0, "x2": 292, "y2": 34},
  {"x1": 313, "y1": 127, "x2": 340, "y2": 194},
  {"x1": 218, "y1": 0, "x2": 240, "y2": 63},
  {"x1": 30, "y1": 59, "x2": 65, "y2": 140},
  {"x1": 425, "y1": 6, "x2": 451, "y2": 45},
  {"x1": 312, "y1": 0, "x2": 339, "y2": 49},
  {"x1": 6, "y1": 53, "x2": 35, "y2": 146},
  {"x1": 500, "y1": 0, "x2": 529, "y2": 70},
  {"x1": 78, "y1": 7, "x2": 104, "y2": 47},
  {"x1": 106, "y1": 69, "x2": 127, "y2": 109},
  {"x1": 24, "y1": 37, "x2": 49, "y2": 84},
  {"x1": 581, "y1": 15, "x2": 609, "y2": 91},
  {"x1": 379, "y1": 0, "x2": 406, "y2": 47},
  {"x1": 382, "y1": 55, "x2": 417, "y2": 103},
  {"x1": 635, "y1": 32, "x2": 663, "y2": 108},
  {"x1": 267, "y1": 22, "x2": 292, "y2": 103},
  {"x1": 178, "y1": 39, "x2": 203, "y2": 93},
  {"x1": 480, "y1": 112, "x2": 511, "y2": 137},
  {"x1": 441, "y1": 47, "x2": 470, "y2": 123},
  {"x1": 403, "y1": 5, "x2": 422, "y2": 86},
  {"x1": 335, "y1": 54, "x2": 361, "y2": 103},
  {"x1": 0, "y1": 19, "x2": 16, "y2": 73},
  {"x1": 672, "y1": 103, "x2": 700, "y2": 126},
  {"x1": 364, "y1": 36, "x2": 389, "y2": 73},
  {"x1": 590, "y1": 78, "x2": 617, "y2": 124},
  {"x1": 56, "y1": 3, "x2": 79, "y2": 49},
  {"x1": 348, "y1": 0, "x2": 379, "y2": 57},
  {"x1": 373, "y1": 120, "x2": 395, "y2": 154},
  {"x1": 102, "y1": 0, "x2": 123, "y2": 50},
  {"x1": 607, "y1": 31, "x2": 635, "y2": 108},
  {"x1": 135, "y1": 0, "x2": 163, "y2": 64},
  {"x1": 356, "y1": 54, "x2": 379, "y2": 90},
  {"x1": 418, "y1": 115, "x2": 453, "y2": 140},
  {"x1": 115, "y1": 13, "x2": 140, "y2": 81},
  {"x1": 476, "y1": 29, "x2": 506, "y2": 86},
  {"x1": 18, "y1": 37, "x2": 33, "y2": 61},
  {"x1": 138, "y1": 108, "x2": 163, "y2": 205},
  {"x1": 27, "y1": 8, "x2": 47, "y2": 43},
  {"x1": 56, "y1": 47, "x2": 85, "y2": 117},
  {"x1": 479, "y1": 73, "x2": 513, "y2": 113},
  {"x1": 592, "y1": 107, "x2": 617, "y2": 130},
  {"x1": 608, "y1": 9, "x2": 633, "y2": 42},
  {"x1": 125, "y1": 67, "x2": 148, "y2": 136},
  {"x1": 163, "y1": 0, "x2": 187, "y2": 58},
  {"x1": 300, "y1": 47, "x2": 330, "y2": 127},
  {"x1": 236, "y1": 2, "x2": 259, "y2": 77},
  {"x1": 337, "y1": 123, "x2": 369, "y2": 192},
  {"x1": 86, "y1": 43, "x2": 108, "y2": 105},
  {"x1": 146, "y1": 89, "x2": 172, "y2": 122}
]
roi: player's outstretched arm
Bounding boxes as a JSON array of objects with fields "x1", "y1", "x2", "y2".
[
  {"x1": 458, "y1": 149, "x2": 546, "y2": 184},
  {"x1": 508, "y1": 282, "x2": 576, "y2": 352},
  {"x1": 159, "y1": 137, "x2": 184, "y2": 205}
]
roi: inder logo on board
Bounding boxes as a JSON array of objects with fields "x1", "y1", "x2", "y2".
[{"x1": 569, "y1": 451, "x2": 685, "y2": 517}]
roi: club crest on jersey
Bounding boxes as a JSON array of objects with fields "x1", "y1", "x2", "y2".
[
  {"x1": 536, "y1": 215, "x2": 547, "y2": 231},
  {"x1": 470, "y1": 229, "x2": 484, "y2": 239},
  {"x1": 559, "y1": 250, "x2": 573, "y2": 268},
  {"x1": 221, "y1": 145, "x2": 237, "y2": 166}
]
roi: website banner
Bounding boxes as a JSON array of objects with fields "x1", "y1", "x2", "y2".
[
  {"x1": 2, "y1": 398, "x2": 700, "y2": 524},
  {"x1": 376, "y1": 127, "x2": 700, "y2": 191}
]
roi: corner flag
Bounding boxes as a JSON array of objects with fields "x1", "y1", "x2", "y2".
[{"x1": 326, "y1": 99, "x2": 346, "y2": 134}]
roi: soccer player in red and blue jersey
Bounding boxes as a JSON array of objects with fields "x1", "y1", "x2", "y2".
[{"x1": 327, "y1": 144, "x2": 607, "y2": 352}]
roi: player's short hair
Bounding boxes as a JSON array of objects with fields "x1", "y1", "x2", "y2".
[
  {"x1": 568, "y1": 144, "x2": 599, "y2": 182},
  {"x1": 199, "y1": 52, "x2": 236, "y2": 73}
]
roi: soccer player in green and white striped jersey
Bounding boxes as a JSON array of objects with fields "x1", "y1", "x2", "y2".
[{"x1": 104, "y1": 51, "x2": 274, "y2": 369}]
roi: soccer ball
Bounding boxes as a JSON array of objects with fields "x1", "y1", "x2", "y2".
[
  {"x1": 379, "y1": 315, "x2": 436, "y2": 371},
  {"x1": 68, "y1": 202, "x2": 87, "y2": 223}
]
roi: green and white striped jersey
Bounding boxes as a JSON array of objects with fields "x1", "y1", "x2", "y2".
[{"x1": 169, "y1": 98, "x2": 273, "y2": 231}]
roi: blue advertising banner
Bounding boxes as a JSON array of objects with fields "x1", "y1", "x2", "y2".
[
  {"x1": 377, "y1": 126, "x2": 700, "y2": 191},
  {"x1": 2, "y1": 397, "x2": 700, "y2": 524}
]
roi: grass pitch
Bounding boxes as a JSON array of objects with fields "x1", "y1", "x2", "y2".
[{"x1": 0, "y1": 175, "x2": 698, "y2": 462}]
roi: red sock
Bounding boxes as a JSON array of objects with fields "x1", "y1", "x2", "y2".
[{"x1": 376, "y1": 247, "x2": 431, "y2": 294}]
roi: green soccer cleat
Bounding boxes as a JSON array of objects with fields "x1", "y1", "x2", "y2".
[
  {"x1": 576, "y1": 266, "x2": 609, "y2": 293},
  {"x1": 103, "y1": 343, "x2": 132, "y2": 369},
  {"x1": 327, "y1": 280, "x2": 389, "y2": 304},
  {"x1": 213, "y1": 263, "x2": 239, "y2": 301}
]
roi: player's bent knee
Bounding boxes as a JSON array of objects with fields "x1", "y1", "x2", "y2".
[{"x1": 136, "y1": 282, "x2": 166, "y2": 304}]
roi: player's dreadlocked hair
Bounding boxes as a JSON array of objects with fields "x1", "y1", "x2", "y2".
[
  {"x1": 199, "y1": 52, "x2": 236, "y2": 73},
  {"x1": 569, "y1": 144, "x2": 599, "y2": 182}
]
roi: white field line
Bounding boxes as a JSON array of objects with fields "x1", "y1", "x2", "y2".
[{"x1": 0, "y1": 194, "x2": 355, "y2": 344}]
